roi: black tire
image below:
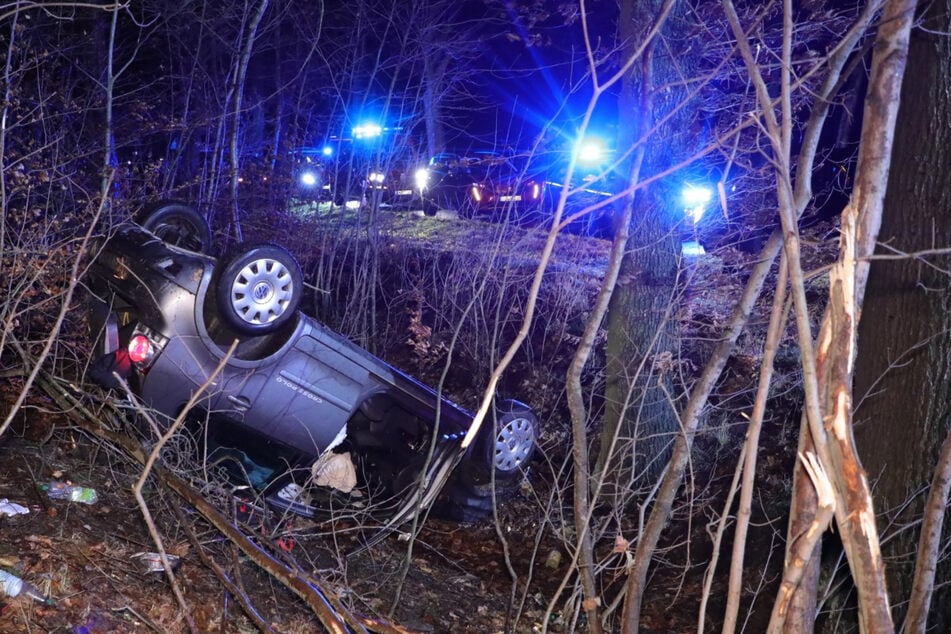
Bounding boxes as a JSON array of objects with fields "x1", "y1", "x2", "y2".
[
  {"x1": 136, "y1": 200, "x2": 212, "y2": 254},
  {"x1": 472, "y1": 399, "x2": 538, "y2": 480},
  {"x1": 422, "y1": 198, "x2": 438, "y2": 217},
  {"x1": 438, "y1": 487, "x2": 494, "y2": 523},
  {"x1": 456, "y1": 197, "x2": 477, "y2": 220},
  {"x1": 215, "y1": 243, "x2": 302, "y2": 335},
  {"x1": 438, "y1": 463, "x2": 520, "y2": 523}
]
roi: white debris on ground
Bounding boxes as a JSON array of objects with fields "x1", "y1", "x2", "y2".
[{"x1": 0, "y1": 499, "x2": 29, "y2": 517}]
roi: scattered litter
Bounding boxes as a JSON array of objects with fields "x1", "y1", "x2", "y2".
[
  {"x1": 131, "y1": 552, "x2": 181, "y2": 573},
  {"x1": 0, "y1": 570, "x2": 50, "y2": 603},
  {"x1": 42, "y1": 481, "x2": 98, "y2": 504},
  {"x1": 0, "y1": 499, "x2": 29, "y2": 517}
]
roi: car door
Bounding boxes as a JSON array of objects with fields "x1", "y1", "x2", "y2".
[{"x1": 237, "y1": 334, "x2": 372, "y2": 457}]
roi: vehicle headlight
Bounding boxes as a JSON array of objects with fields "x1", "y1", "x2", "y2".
[
  {"x1": 368, "y1": 171, "x2": 385, "y2": 184},
  {"x1": 415, "y1": 168, "x2": 430, "y2": 191},
  {"x1": 300, "y1": 171, "x2": 317, "y2": 187}
]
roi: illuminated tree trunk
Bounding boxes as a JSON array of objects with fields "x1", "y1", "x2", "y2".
[
  {"x1": 422, "y1": 54, "x2": 449, "y2": 156},
  {"x1": 597, "y1": 0, "x2": 683, "y2": 500},
  {"x1": 227, "y1": 0, "x2": 270, "y2": 242},
  {"x1": 770, "y1": 1, "x2": 915, "y2": 630},
  {"x1": 852, "y1": 1, "x2": 951, "y2": 630}
]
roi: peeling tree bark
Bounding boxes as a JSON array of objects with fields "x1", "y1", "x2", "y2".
[
  {"x1": 626, "y1": 0, "x2": 889, "y2": 630},
  {"x1": 719, "y1": 0, "x2": 915, "y2": 631},
  {"x1": 809, "y1": 1, "x2": 916, "y2": 630},
  {"x1": 853, "y1": 0, "x2": 951, "y2": 629},
  {"x1": 780, "y1": 423, "x2": 821, "y2": 634},
  {"x1": 776, "y1": 0, "x2": 917, "y2": 630},
  {"x1": 768, "y1": 453, "x2": 837, "y2": 633}
]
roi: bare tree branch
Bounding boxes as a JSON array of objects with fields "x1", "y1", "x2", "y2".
[{"x1": 904, "y1": 424, "x2": 951, "y2": 634}]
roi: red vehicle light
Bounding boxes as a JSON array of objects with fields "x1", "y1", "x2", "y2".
[{"x1": 128, "y1": 334, "x2": 154, "y2": 365}]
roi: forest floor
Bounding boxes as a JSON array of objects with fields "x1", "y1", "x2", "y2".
[{"x1": 0, "y1": 204, "x2": 836, "y2": 633}]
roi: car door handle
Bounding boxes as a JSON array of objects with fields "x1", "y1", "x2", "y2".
[{"x1": 226, "y1": 394, "x2": 252, "y2": 412}]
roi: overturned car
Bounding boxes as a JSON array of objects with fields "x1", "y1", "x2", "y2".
[{"x1": 86, "y1": 201, "x2": 538, "y2": 525}]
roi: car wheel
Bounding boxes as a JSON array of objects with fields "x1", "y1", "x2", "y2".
[
  {"x1": 467, "y1": 399, "x2": 538, "y2": 481},
  {"x1": 215, "y1": 243, "x2": 302, "y2": 335},
  {"x1": 136, "y1": 200, "x2": 212, "y2": 253},
  {"x1": 439, "y1": 483, "x2": 496, "y2": 523},
  {"x1": 437, "y1": 462, "x2": 520, "y2": 523},
  {"x1": 457, "y1": 198, "x2": 477, "y2": 220},
  {"x1": 485, "y1": 400, "x2": 537, "y2": 477},
  {"x1": 422, "y1": 198, "x2": 438, "y2": 216}
]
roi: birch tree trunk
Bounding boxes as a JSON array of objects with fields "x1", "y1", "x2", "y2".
[
  {"x1": 773, "y1": 0, "x2": 916, "y2": 630},
  {"x1": 853, "y1": 1, "x2": 951, "y2": 630}
]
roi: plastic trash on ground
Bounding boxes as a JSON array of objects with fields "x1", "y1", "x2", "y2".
[
  {"x1": 0, "y1": 499, "x2": 29, "y2": 517},
  {"x1": 42, "y1": 482, "x2": 98, "y2": 504},
  {"x1": 0, "y1": 570, "x2": 50, "y2": 603},
  {"x1": 131, "y1": 552, "x2": 181, "y2": 573}
]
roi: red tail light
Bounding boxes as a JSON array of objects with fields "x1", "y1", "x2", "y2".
[{"x1": 128, "y1": 334, "x2": 154, "y2": 365}]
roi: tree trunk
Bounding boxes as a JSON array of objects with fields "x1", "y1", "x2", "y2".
[
  {"x1": 598, "y1": 0, "x2": 683, "y2": 501},
  {"x1": 422, "y1": 54, "x2": 448, "y2": 156},
  {"x1": 853, "y1": 1, "x2": 951, "y2": 629},
  {"x1": 228, "y1": 0, "x2": 271, "y2": 243}
]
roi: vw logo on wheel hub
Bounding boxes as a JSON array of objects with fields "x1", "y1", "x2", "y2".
[{"x1": 252, "y1": 281, "x2": 272, "y2": 303}]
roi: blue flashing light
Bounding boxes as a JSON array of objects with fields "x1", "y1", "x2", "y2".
[
  {"x1": 682, "y1": 184, "x2": 713, "y2": 207},
  {"x1": 321, "y1": 145, "x2": 333, "y2": 157},
  {"x1": 682, "y1": 184, "x2": 713, "y2": 223},
  {"x1": 353, "y1": 123, "x2": 382, "y2": 139},
  {"x1": 578, "y1": 143, "x2": 603, "y2": 164},
  {"x1": 575, "y1": 136, "x2": 607, "y2": 166}
]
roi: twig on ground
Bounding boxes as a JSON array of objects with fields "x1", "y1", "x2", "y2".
[{"x1": 167, "y1": 500, "x2": 275, "y2": 633}]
